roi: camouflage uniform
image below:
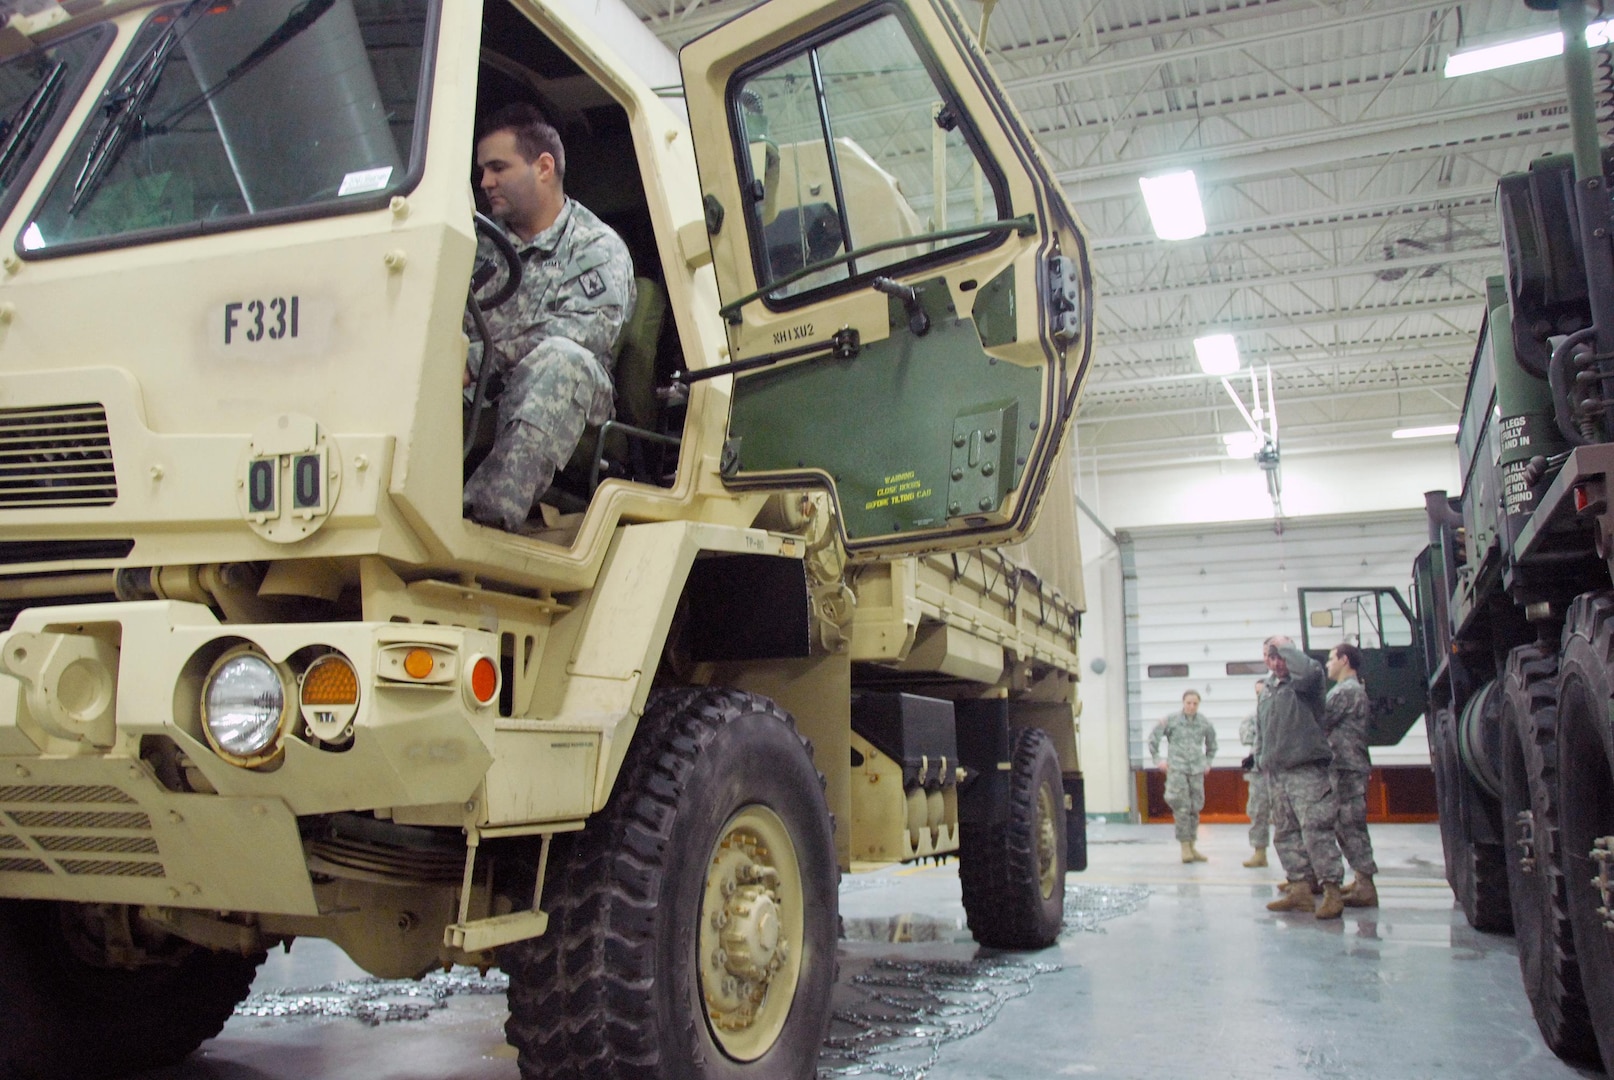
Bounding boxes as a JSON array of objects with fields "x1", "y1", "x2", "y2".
[
  {"x1": 1323, "y1": 675, "x2": 1377, "y2": 876},
  {"x1": 1240, "y1": 710, "x2": 1270, "y2": 850},
  {"x1": 1255, "y1": 647, "x2": 1342, "y2": 886},
  {"x1": 464, "y1": 198, "x2": 636, "y2": 530},
  {"x1": 1148, "y1": 710, "x2": 1217, "y2": 842}
]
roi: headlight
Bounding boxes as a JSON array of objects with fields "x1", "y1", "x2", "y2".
[{"x1": 201, "y1": 649, "x2": 291, "y2": 766}]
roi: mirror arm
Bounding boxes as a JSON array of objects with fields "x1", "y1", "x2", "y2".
[
  {"x1": 675, "y1": 328, "x2": 861, "y2": 386},
  {"x1": 872, "y1": 276, "x2": 930, "y2": 336}
]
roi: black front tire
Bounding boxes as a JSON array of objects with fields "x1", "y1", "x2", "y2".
[
  {"x1": 1499, "y1": 644, "x2": 1600, "y2": 1066},
  {"x1": 0, "y1": 900, "x2": 264, "y2": 1080},
  {"x1": 959, "y1": 726, "x2": 1067, "y2": 949},
  {"x1": 1555, "y1": 592, "x2": 1614, "y2": 1071},
  {"x1": 499, "y1": 687, "x2": 838, "y2": 1080}
]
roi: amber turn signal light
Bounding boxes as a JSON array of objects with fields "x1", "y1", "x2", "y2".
[
  {"x1": 301, "y1": 654, "x2": 359, "y2": 707},
  {"x1": 403, "y1": 647, "x2": 435, "y2": 680}
]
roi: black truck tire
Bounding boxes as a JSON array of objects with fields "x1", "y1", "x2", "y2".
[
  {"x1": 1500, "y1": 644, "x2": 1601, "y2": 1066},
  {"x1": 1555, "y1": 591, "x2": 1614, "y2": 1070},
  {"x1": 959, "y1": 726, "x2": 1067, "y2": 949},
  {"x1": 1432, "y1": 700, "x2": 1512, "y2": 932},
  {"x1": 0, "y1": 899, "x2": 263, "y2": 1080},
  {"x1": 499, "y1": 687, "x2": 838, "y2": 1080}
]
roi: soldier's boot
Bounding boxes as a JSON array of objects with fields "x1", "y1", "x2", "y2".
[
  {"x1": 1342, "y1": 872, "x2": 1378, "y2": 908},
  {"x1": 1243, "y1": 847, "x2": 1268, "y2": 868},
  {"x1": 1190, "y1": 842, "x2": 1209, "y2": 862},
  {"x1": 1180, "y1": 841, "x2": 1196, "y2": 864},
  {"x1": 1266, "y1": 880, "x2": 1316, "y2": 913},
  {"x1": 1314, "y1": 882, "x2": 1346, "y2": 920}
]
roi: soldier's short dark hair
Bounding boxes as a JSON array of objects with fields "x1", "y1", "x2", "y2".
[
  {"x1": 479, "y1": 102, "x2": 566, "y2": 181},
  {"x1": 1333, "y1": 642, "x2": 1363, "y2": 672},
  {"x1": 1182, "y1": 689, "x2": 1201, "y2": 703}
]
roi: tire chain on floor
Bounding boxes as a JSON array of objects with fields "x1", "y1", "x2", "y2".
[
  {"x1": 235, "y1": 969, "x2": 510, "y2": 1026},
  {"x1": 1060, "y1": 882, "x2": 1152, "y2": 935},
  {"x1": 819, "y1": 884, "x2": 1149, "y2": 1078},
  {"x1": 817, "y1": 957, "x2": 1061, "y2": 1079},
  {"x1": 235, "y1": 884, "x2": 1149, "y2": 1061}
]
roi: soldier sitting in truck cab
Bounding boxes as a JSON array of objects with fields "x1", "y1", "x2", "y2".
[{"x1": 462, "y1": 103, "x2": 636, "y2": 531}]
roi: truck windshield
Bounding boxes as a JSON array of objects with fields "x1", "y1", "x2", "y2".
[
  {"x1": 0, "y1": 24, "x2": 114, "y2": 225},
  {"x1": 19, "y1": 0, "x2": 433, "y2": 257}
]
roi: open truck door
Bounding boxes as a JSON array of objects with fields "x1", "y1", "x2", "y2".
[
  {"x1": 1300, "y1": 587, "x2": 1429, "y2": 745},
  {"x1": 680, "y1": 0, "x2": 1092, "y2": 555}
]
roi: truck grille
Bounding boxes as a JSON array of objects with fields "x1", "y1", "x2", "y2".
[
  {"x1": 0, "y1": 783, "x2": 163, "y2": 879},
  {"x1": 0, "y1": 403, "x2": 118, "y2": 508}
]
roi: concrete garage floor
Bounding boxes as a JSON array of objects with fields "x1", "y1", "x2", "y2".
[{"x1": 124, "y1": 823, "x2": 1599, "y2": 1080}]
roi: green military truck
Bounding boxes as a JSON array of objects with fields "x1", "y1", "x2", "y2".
[
  {"x1": 0, "y1": 1, "x2": 1093, "y2": 1077},
  {"x1": 1408, "y1": 1, "x2": 1614, "y2": 1070}
]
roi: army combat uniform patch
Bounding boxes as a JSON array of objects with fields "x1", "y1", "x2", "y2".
[{"x1": 578, "y1": 268, "x2": 606, "y2": 299}]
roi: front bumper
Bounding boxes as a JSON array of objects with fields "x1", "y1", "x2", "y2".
[{"x1": 0, "y1": 600, "x2": 497, "y2": 914}]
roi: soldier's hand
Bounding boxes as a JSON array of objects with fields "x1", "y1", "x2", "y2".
[{"x1": 463, "y1": 367, "x2": 473, "y2": 388}]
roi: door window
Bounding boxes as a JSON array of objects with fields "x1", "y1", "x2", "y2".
[{"x1": 732, "y1": 10, "x2": 1005, "y2": 304}]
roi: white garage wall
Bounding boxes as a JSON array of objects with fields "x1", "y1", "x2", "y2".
[
  {"x1": 1081, "y1": 443, "x2": 1459, "y2": 531},
  {"x1": 1125, "y1": 512, "x2": 1431, "y2": 775}
]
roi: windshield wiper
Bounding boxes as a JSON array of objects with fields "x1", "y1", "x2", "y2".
[
  {"x1": 0, "y1": 59, "x2": 66, "y2": 189},
  {"x1": 150, "y1": 0, "x2": 336, "y2": 134},
  {"x1": 70, "y1": 0, "x2": 206, "y2": 215}
]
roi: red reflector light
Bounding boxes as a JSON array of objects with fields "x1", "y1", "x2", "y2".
[
  {"x1": 471, "y1": 657, "x2": 498, "y2": 704},
  {"x1": 1576, "y1": 486, "x2": 1590, "y2": 512}
]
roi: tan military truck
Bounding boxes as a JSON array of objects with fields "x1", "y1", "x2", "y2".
[{"x1": 0, "y1": 1, "x2": 1093, "y2": 1077}]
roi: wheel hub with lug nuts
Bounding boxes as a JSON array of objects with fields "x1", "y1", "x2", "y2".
[
  {"x1": 1037, "y1": 784, "x2": 1058, "y2": 899},
  {"x1": 1594, "y1": 836, "x2": 1614, "y2": 931},
  {"x1": 699, "y1": 809, "x2": 804, "y2": 1059}
]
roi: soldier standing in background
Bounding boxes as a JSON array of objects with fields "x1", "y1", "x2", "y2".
[
  {"x1": 1149, "y1": 690, "x2": 1218, "y2": 864},
  {"x1": 1256, "y1": 635, "x2": 1345, "y2": 919},
  {"x1": 1324, "y1": 642, "x2": 1379, "y2": 907},
  {"x1": 1240, "y1": 679, "x2": 1270, "y2": 868},
  {"x1": 463, "y1": 103, "x2": 637, "y2": 531}
]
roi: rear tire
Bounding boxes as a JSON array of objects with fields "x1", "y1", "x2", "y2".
[
  {"x1": 1555, "y1": 591, "x2": 1614, "y2": 1070},
  {"x1": 1499, "y1": 644, "x2": 1600, "y2": 1066},
  {"x1": 499, "y1": 687, "x2": 838, "y2": 1080},
  {"x1": 0, "y1": 900, "x2": 264, "y2": 1080},
  {"x1": 959, "y1": 727, "x2": 1067, "y2": 949}
]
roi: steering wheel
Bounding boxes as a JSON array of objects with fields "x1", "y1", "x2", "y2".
[
  {"x1": 463, "y1": 211, "x2": 524, "y2": 462},
  {"x1": 473, "y1": 210, "x2": 522, "y2": 311}
]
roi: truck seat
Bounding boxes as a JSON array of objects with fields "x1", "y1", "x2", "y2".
[{"x1": 546, "y1": 275, "x2": 675, "y2": 512}]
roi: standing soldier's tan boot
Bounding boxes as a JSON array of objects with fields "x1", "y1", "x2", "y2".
[
  {"x1": 1314, "y1": 882, "x2": 1345, "y2": 919},
  {"x1": 1180, "y1": 841, "x2": 1196, "y2": 864},
  {"x1": 1189, "y1": 842, "x2": 1209, "y2": 862},
  {"x1": 1266, "y1": 880, "x2": 1315, "y2": 912},
  {"x1": 1243, "y1": 847, "x2": 1268, "y2": 868},
  {"x1": 1342, "y1": 871, "x2": 1378, "y2": 907}
]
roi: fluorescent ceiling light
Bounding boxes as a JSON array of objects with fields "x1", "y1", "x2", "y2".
[
  {"x1": 1194, "y1": 333, "x2": 1241, "y2": 376},
  {"x1": 1222, "y1": 431, "x2": 1261, "y2": 458},
  {"x1": 1139, "y1": 170, "x2": 1206, "y2": 240},
  {"x1": 1391, "y1": 424, "x2": 1460, "y2": 440},
  {"x1": 1445, "y1": 21, "x2": 1614, "y2": 77}
]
